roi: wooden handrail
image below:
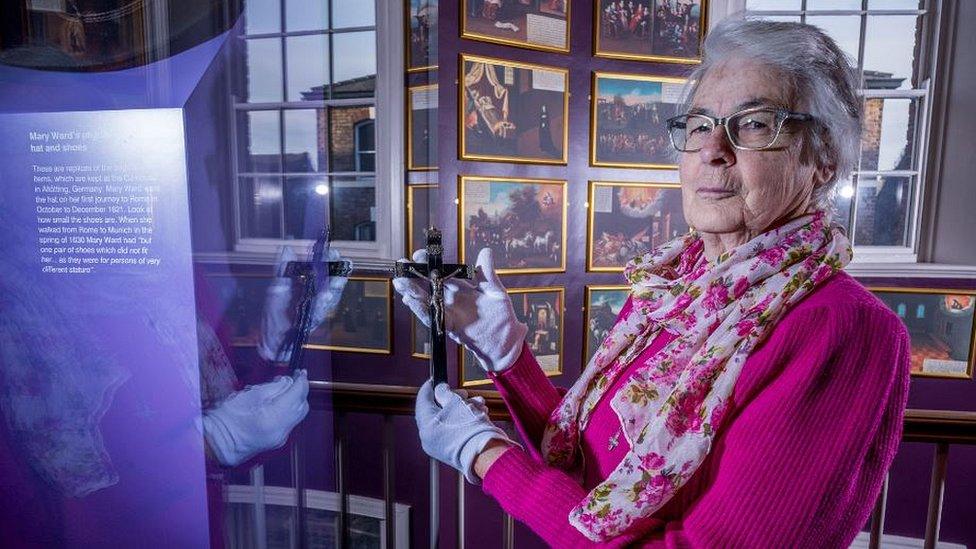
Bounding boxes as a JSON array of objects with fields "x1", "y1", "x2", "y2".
[{"x1": 309, "y1": 381, "x2": 976, "y2": 444}]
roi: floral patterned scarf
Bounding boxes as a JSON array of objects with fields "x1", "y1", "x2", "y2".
[{"x1": 540, "y1": 211, "x2": 852, "y2": 541}]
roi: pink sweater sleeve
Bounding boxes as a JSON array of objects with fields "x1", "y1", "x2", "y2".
[
  {"x1": 482, "y1": 301, "x2": 911, "y2": 548},
  {"x1": 487, "y1": 297, "x2": 635, "y2": 460}
]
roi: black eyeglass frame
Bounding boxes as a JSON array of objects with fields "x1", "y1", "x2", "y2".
[{"x1": 666, "y1": 107, "x2": 814, "y2": 152}]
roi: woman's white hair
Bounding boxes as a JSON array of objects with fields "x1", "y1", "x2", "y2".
[{"x1": 679, "y1": 17, "x2": 863, "y2": 210}]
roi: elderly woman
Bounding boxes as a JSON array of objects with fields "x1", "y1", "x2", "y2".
[{"x1": 394, "y1": 18, "x2": 910, "y2": 547}]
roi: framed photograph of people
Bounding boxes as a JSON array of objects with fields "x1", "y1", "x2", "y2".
[
  {"x1": 591, "y1": 71, "x2": 686, "y2": 168},
  {"x1": 307, "y1": 277, "x2": 392, "y2": 354},
  {"x1": 461, "y1": 0, "x2": 570, "y2": 53},
  {"x1": 594, "y1": 0, "x2": 707, "y2": 63},
  {"x1": 587, "y1": 181, "x2": 688, "y2": 271},
  {"x1": 406, "y1": 0, "x2": 438, "y2": 72},
  {"x1": 408, "y1": 85, "x2": 438, "y2": 170},
  {"x1": 460, "y1": 54, "x2": 569, "y2": 164},
  {"x1": 583, "y1": 285, "x2": 630, "y2": 366},
  {"x1": 459, "y1": 176, "x2": 567, "y2": 274},
  {"x1": 461, "y1": 287, "x2": 565, "y2": 387},
  {"x1": 869, "y1": 287, "x2": 976, "y2": 379},
  {"x1": 412, "y1": 316, "x2": 431, "y2": 359},
  {"x1": 407, "y1": 184, "x2": 437, "y2": 257}
]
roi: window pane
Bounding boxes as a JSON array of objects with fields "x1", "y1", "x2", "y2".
[
  {"x1": 239, "y1": 177, "x2": 283, "y2": 238},
  {"x1": 286, "y1": 35, "x2": 329, "y2": 101},
  {"x1": 745, "y1": 0, "x2": 800, "y2": 8},
  {"x1": 863, "y1": 16, "x2": 920, "y2": 89},
  {"x1": 328, "y1": 106, "x2": 375, "y2": 172},
  {"x1": 242, "y1": 110, "x2": 281, "y2": 172},
  {"x1": 284, "y1": 109, "x2": 323, "y2": 172},
  {"x1": 286, "y1": 0, "x2": 328, "y2": 32},
  {"x1": 329, "y1": 176, "x2": 375, "y2": 241},
  {"x1": 283, "y1": 176, "x2": 329, "y2": 239},
  {"x1": 831, "y1": 175, "x2": 856, "y2": 234},
  {"x1": 869, "y1": 0, "x2": 922, "y2": 8},
  {"x1": 245, "y1": 0, "x2": 281, "y2": 35},
  {"x1": 355, "y1": 120, "x2": 375, "y2": 171},
  {"x1": 805, "y1": 16, "x2": 861, "y2": 64},
  {"x1": 332, "y1": 0, "x2": 375, "y2": 28},
  {"x1": 859, "y1": 97, "x2": 917, "y2": 171},
  {"x1": 746, "y1": 14, "x2": 802, "y2": 22},
  {"x1": 806, "y1": 0, "x2": 861, "y2": 9},
  {"x1": 245, "y1": 38, "x2": 283, "y2": 102},
  {"x1": 332, "y1": 31, "x2": 376, "y2": 98},
  {"x1": 853, "y1": 175, "x2": 913, "y2": 246}
]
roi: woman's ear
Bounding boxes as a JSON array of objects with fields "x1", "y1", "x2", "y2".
[{"x1": 812, "y1": 163, "x2": 836, "y2": 190}]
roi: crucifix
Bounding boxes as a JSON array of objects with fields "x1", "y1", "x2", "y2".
[{"x1": 393, "y1": 227, "x2": 472, "y2": 385}]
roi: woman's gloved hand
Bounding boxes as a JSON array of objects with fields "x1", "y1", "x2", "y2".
[
  {"x1": 203, "y1": 370, "x2": 310, "y2": 467},
  {"x1": 258, "y1": 246, "x2": 348, "y2": 363},
  {"x1": 392, "y1": 247, "x2": 528, "y2": 373},
  {"x1": 414, "y1": 379, "x2": 519, "y2": 485}
]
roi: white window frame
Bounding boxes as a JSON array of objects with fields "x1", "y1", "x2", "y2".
[
  {"x1": 709, "y1": 1, "x2": 975, "y2": 277},
  {"x1": 204, "y1": 0, "x2": 404, "y2": 269}
]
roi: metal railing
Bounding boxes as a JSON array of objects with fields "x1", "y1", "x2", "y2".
[{"x1": 308, "y1": 381, "x2": 976, "y2": 549}]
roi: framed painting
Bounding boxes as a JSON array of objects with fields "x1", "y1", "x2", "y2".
[
  {"x1": 591, "y1": 71, "x2": 686, "y2": 168},
  {"x1": 583, "y1": 285, "x2": 630, "y2": 366},
  {"x1": 594, "y1": 0, "x2": 707, "y2": 63},
  {"x1": 411, "y1": 316, "x2": 431, "y2": 359},
  {"x1": 461, "y1": 287, "x2": 565, "y2": 387},
  {"x1": 307, "y1": 277, "x2": 392, "y2": 354},
  {"x1": 407, "y1": 184, "x2": 438, "y2": 257},
  {"x1": 460, "y1": 54, "x2": 569, "y2": 164},
  {"x1": 869, "y1": 287, "x2": 976, "y2": 379},
  {"x1": 407, "y1": 84, "x2": 438, "y2": 170},
  {"x1": 461, "y1": 0, "x2": 570, "y2": 53},
  {"x1": 458, "y1": 175, "x2": 567, "y2": 274},
  {"x1": 587, "y1": 181, "x2": 688, "y2": 271},
  {"x1": 407, "y1": 0, "x2": 438, "y2": 72}
]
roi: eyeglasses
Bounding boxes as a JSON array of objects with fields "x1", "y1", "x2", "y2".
[{"x1": 666, "y1": 107, "x2": 813, "y2": 152}]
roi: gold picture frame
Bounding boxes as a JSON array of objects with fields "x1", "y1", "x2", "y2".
[
  {"x1": 407, "y1": 84, "x2": 438, "y2": 171},
  {"x1": 460, "y1": 0, "x2": 570, "y2": 54},
  {"x1": 590, "y1": 71, "x2": 686, "y2": 169},
  {"x1": 868, "y1": 286, "x2": 976, "y2": 380},
  {"x1": 307, "y1": 276, "x2": 393, "y2": 355},
  {"x1": 458, "y1": 175, "x2": 568, "y2": 275},
  {"x1": 406, "y1": 183, "x2": 438, "y2": 257},
  {"x1": 406, "y1": 0, "x2": 438, "y2": 73},
  {"x1": 459, "y1": 53, "x2": 569, "y2": 165},
  {"x1": 460, "y1": 286, "x2": 566, "y2": 387},
  {"x1": 582, "y1": 285, "x2": 630, "y2": 367},
  {"x1": 593, "y1": 0, "x2": 708, "y2": 64},
  {"x1": 411, "y1": 316, "x2": 431, "y2": 359},
  {"x1": 586, "y1": 180, "x2": 686, "y2": 272}
]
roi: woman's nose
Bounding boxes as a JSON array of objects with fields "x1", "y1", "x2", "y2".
[{"x1": 698, "y1": 126, "x2": 736, "y2": 167}]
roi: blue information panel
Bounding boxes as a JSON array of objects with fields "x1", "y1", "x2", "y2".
[{"x1": 0, "y1": 109, "x2": 210, "y2": 546}]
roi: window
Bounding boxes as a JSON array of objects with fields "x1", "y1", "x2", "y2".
[
  {"x1": 232, "y1": 0, "x2": 402, "y2": 261},
  {"x1": 737, "y1": 1, "x2": 940, "y2": 263}
]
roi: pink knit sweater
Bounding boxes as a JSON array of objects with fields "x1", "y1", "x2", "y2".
[{"x1": 483, "y1": 271, "x2": 911, "y2": 548}]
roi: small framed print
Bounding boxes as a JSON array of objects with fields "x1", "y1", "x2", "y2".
[
  {"x1": 591, "y1": 72, "x2": 686, "y2": 169},
  {"x1": 461, "y1": 287, "x2": 565, "y2": 387},
  {"x1": 407, "y1": 184, "x2": 437, "y2": 257},
  {"x1": 583, "y1": 285, "x2": 630, "y2": 366},
  {"x1": 307, "y1": 277, "x2": 392, "y2": 354},
  {"x1": 869, "y1": 287, "x2": 976, "y2": 380},
  {"x1": 407, "y1": 0, "x2": 438, "y2": 72},
  {"x1": 460, "y1": 54, "x2": 569, "y2": 164},
  {"x1": 461, "y1": 0, "x2": 570, "y2": 53},
  {"x1": 459, "y1": 175, "x2": 567, "y2": 274},
  {"x1": 587, "y1": 181, "x2": 688, "y2": 271},
  {"x1": 411, "y1": 316, "x2": 431, "y2": 359},
  {"x1": 594, "y1": 0, "x2": 707, "y2": 64},
  {"x1": 408, "y1": 85, "x2": 438, "y2": 170}
]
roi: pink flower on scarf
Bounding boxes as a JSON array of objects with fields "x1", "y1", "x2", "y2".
[
  {"x1": 811, "y1": 264, "x2": 834, "y2": 284},
  {"x1": 732, "y1": 276, "x2": 750, "y2": 299},
  {"x1": 735, "y1": 318, "x2": 756, "y2": 337},
  {"x1": 710, "y1": 400, "x2": 729, "y2": 430},
  {"x1": 758, "y1": 246, "x2": 786, "y2": 267},
  {"x1": 641, "y1": 452, "x2": 666, "y2": 470},
  {"x1": 702, "y1": 282, "x2": 730, "y2": 312},
  {"x1": 665, "y1": 389, "x2": 706, "y2": 437}
]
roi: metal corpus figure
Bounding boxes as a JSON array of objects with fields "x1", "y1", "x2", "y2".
[
  {"x1": 278, "y1": 227, "x2": 351, "y2": 549},
  {"x1": 393, "y1": 228, "x2": 471, "y2": 385}
]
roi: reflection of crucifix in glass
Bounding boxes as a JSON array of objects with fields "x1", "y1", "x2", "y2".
[{"x1": 393, "y1": 228, "x2": 472, "y2": 384}]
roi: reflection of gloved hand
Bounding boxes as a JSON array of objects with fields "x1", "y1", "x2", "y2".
[
  {"x1": 392, "y1": 247, "x2": 527, "y2": 373},
  {"x1": 258, "y1": 246, "x2": 348, "y2": 363},
  {"x1": 203, "y1": 370, "x2": 310, "y2": 467},
  {"x1": 415, "y1": 379, "x2": 519, "y2": 485}
]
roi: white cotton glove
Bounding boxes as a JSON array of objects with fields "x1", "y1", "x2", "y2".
[
  {"x1": 258, "y1": 246, "x2": 348, "y2": 363},
  {"x1": 392, "y1": 247, "x2": 528, "y2": 373},
  {"x1": 203, "y1": 370, "x2": 310, "y2": 467},
  {"x1": 415, "y1": 379, "x2": 520, "y2": 485}
]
